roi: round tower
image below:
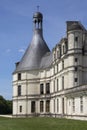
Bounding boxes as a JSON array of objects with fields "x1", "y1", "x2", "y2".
[{"x1": 12, "y1": 11, "x2": 51, "y2": 117}]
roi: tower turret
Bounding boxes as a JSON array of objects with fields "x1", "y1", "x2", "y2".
[
  {"x1": 14, "y1": 11, "x2": 50, "y2": 72},
  {"x1": 33, "y1": 12, "x2": 43, "y2": 30}
]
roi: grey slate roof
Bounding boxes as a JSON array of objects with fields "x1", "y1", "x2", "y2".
[
  {"x1": 14, "y1": 29, "x2": 51, "y2": 73},
  {"x1": 40, "y1": 52, "x2": 52, "y2": 69},
  {"x1": 67, "y1": 21, "x2": 86, "y2": 31}
]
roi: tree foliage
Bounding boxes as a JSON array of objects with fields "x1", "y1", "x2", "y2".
[{"x1": 0, "y1": 95, "x2": 12, "y2": 114}]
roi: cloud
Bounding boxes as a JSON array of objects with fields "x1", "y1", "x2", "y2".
[{"x1": 18, "y1": 48, "x2": 25, "y2": 53}]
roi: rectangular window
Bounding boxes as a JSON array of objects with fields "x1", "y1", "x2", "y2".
[
  {"x1": 18, "y1": 73, "x2": 21, "y2": 80},
  {"x1": 62, "y1": 76, "x2": 64, "y2": 90},
  {"x1": 75, "y1": 67, "x2": 78, "y2": 71},
  {"x1": 46, "y1": 100, "x2": 50, "y2": 112},
  {"x1": 54, "y1": 80, "x2": 55, "y2": 92},
  {"x1": 57, "y1": 79, "x2": 59, "y2": 91},
  {"x1": 31, "y1": 101, "x2": 35, "y2": 113},
  {"x1": 19, "y1": 105, "x2": 22, "y2": 113},
  {"x1": 80, "y1": 97, "x2": 83, "y2": 113},
  {"x1": 74, "y1": 78, "x2": 78, "y2": 82},
  {"x1": 63, "y1": 45, "x2": 65, "y2": 54},
  {"x1": 65, "y1": 42, "x2": 67, "y2": 53},
  {"x1": 40, "y1": 101, "x2": 44, "y2": 112},
  {"x1": 72, "y1": 98, "x2": 75, "y2": 113},
  {"x1": 75, "y1": 58, "x2": 78, "y2": 62},
  {"x1": 18, "y1": 85, "x2": 21, "y2": 96},
  {"x1": 57, "y1": 99, "x2": 59, "y2": 112},
  {"x1": 62, "y1": 98, "x2": 64, "y2": 114},
  {"x1": 62, "y1": 60, "x2": 64, "y2": 69},
  {"x1": 57, "y1": 64, "x2": 58, "y2": 73},
  {"x1": 40, "y1": 84, "x2": 44, "y2": 94},
  {"x1": 54, "y1": 99, "x2": 55, "y2": 113},
  {"x1": 46, "y1": 83, "x2": 50, "y2": 94},
  {"x1": 75, "y1": 36, "x2": 78, "y2": 42}
]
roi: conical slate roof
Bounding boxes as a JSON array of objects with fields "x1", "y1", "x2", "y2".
[
  {"x1": 15, "y1": 30, "x2": 50, "y2": 72},
  {"x1": 14, "y1": 12, "x2": 50, "y2": 73}
]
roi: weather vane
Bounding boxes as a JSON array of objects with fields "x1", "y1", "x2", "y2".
[{"x1": 37, "y1": 5, "x2": 40, "y2": 11}]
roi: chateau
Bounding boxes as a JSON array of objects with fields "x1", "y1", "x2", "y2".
[{"x1": 12, "y1": 11, "x2": 87, "y2": 120}]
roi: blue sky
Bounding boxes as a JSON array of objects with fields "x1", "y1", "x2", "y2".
[{"x1": 0, "y1": 0, "x2": 87, "y2": 99}]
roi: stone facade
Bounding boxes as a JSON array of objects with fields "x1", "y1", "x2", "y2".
[{"x1": 12, "y1": 12, "x2": 87, "y2": 120}]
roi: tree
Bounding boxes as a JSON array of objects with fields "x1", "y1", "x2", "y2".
[{"x1": 0, "y1": 95, "x2": 12, "y2": 114}]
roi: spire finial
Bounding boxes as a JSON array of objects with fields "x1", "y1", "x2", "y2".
[{"x1": 37, "y1": 5, "x2": 40, "y2": 11}]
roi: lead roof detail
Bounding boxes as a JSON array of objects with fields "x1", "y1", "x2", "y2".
[{"x1": 14, "y1": 12, "x2": 51, "y2": 73}]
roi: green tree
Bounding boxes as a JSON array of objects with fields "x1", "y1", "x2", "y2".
[{"x1": 0, "y1": 95, "x2": 12, "y2": 114}]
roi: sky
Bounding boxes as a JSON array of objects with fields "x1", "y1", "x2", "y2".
[{"x1": 0, "y1": 0, "x2": 87, "y2": 99}]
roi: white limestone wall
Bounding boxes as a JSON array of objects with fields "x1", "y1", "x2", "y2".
[
  {"x1": 13, "y1": 72, "x2": 27, "y2": 81},
  {"x1": 13, "y1": 101, "x2": 17, "y2": 115},
  {"x1": 40, "y1": 70, "x2": 45, "y2": 78},
  {"x1": 13, "y1": 99, "x2": 27, "y2": 115},
  {"x1": 66, "y1": 96, "x2": 87, "y2": 116},
  {"x1": 68, "y1": 30, "x2": 83, "y2": 50},
  {"x1": 46, "y1": 69, "x2": 51, "y2": 78},
  {"x1": 27, "y1": 71, "x2": 40, "y2": 79},
  {"x1": 28, "y1": 82, "x2": 40, "y2": 95}
]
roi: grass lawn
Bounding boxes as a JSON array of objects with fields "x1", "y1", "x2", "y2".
[{"x1": 0, "y1": 117, "x2": 87, "y2": 130}]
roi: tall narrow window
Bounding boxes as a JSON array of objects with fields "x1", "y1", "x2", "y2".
[
  {"x1": 57, "y1": 79, "x2": 59, "y2": 91},
  {"x1": 18, "y1": 85, "x2": 21, "y2": 96},
  {"x1": 62, "y1": 98, "x2": 64, "y2": 114},
  {"x1": 46, "y1": 100, "x2": 50, "y2": 112},
  {"x1": 63, "y1": 45, "x2": 65, "y2": 54},
  {"x1": 31, "y1": 101, "x2": 35, "y2": 113},
  {"x1": 75, "y1": 58, "x2": 78, "y2": 62},
  {"x1": 54, "y1": 99, "x2": 55, "y2": 113},
  {"x1": 57, "y1": 99, "x2": 59, "y2": 112},
  {"x1": 74, "y1": 78, "x2": 78, "y2": 82},
  {"x1": 80, "y1": 97, "x2": 83, "y2": 113},
  {"x1": 57, "y1": 64, "x2": 58, "y2": 73},
  {"x1": 75, "y1": 67, "x2": 78, "y2": 71},
  {"x1": 65, "y1": 42, "x2": 67, "y2": 53},
  {"x1": 75, "y1": 36, "x2": 78, "y2": 42},
  {"x1": 40, "y1": 84, "x2": 44, "y2": 94},
  {"x1": 18, "y1": 73, "x2": 21, "y2": 80},
  {"x1": 62, "y1": 76, "x2": 64, "y2": 90},
  {"x1": 72, "y1": 98, "x2": 75, "y2": 113},
  {"x1": 40, "y1": 101, "x2": 44, "y2": 112},
  {"x1": 62, "y1": 60, "x2": 64, "y2": 69},
  {"x1": 54, "y1": 80, "x2": 55, "y2": 92},
  {"x1": 19, "y1": 105, "x2": 22, "y2": 112},
  {"x1": 46, "y1": 83, "x2": 50, "y2": 94}
]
